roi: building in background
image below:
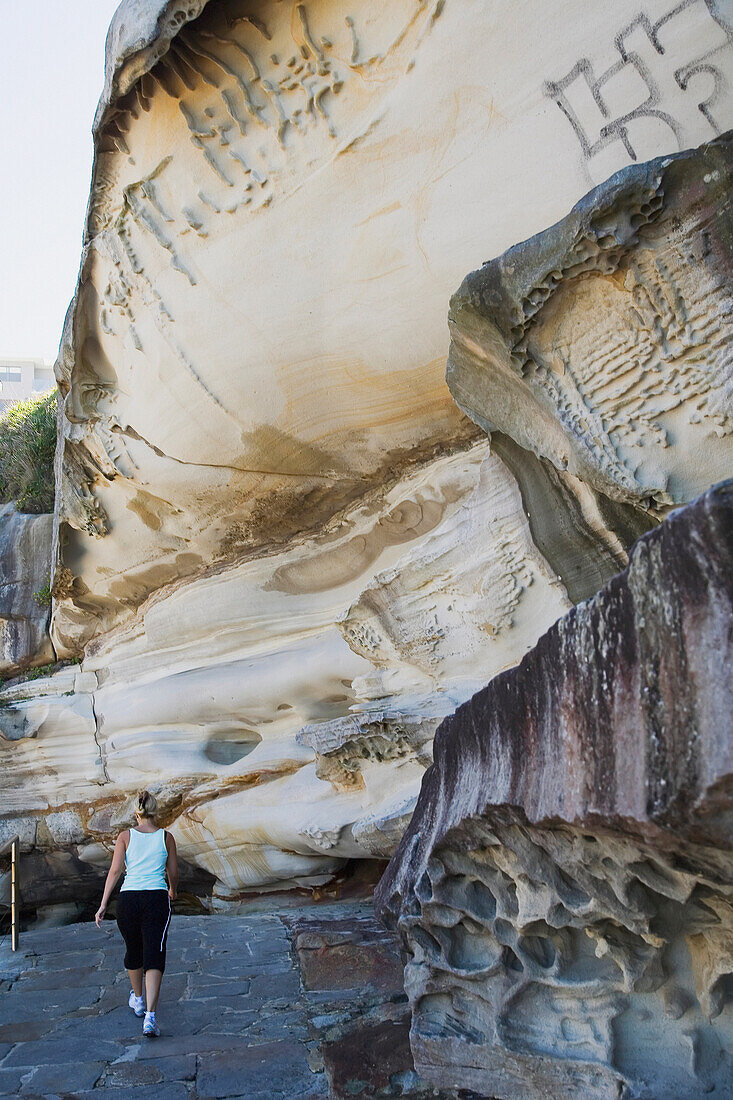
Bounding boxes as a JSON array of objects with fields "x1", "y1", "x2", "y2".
[{"x1": 0, "y1": 358, "x2": 55, "y2": 414}]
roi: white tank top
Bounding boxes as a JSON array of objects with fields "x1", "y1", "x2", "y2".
[{"x1": 120, "y1": 828, "x2": 168, "y2": 892}]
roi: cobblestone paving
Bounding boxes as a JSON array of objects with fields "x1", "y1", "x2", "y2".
[{"x1": 0, "y1": 901, "x2": 476, "y2": 1099}]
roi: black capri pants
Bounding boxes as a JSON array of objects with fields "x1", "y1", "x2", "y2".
[{"x1": 117, "y1": 890, "x2": 172, "y2": 972}]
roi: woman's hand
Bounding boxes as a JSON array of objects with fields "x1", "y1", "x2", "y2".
[
  {"x1": 168, "y1": 886, "x2": 177, "y2": 901},
  {"x1": 95, "y1": 833, "x2": 127, "y2": 929}
]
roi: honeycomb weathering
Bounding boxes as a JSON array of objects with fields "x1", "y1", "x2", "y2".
[
  {"x1": 1, "y1": 0, "x2": 732, "y2": 937},
  {"x1": 376, "y1": 482, "x2": 733, "y2": 1098},
  {"x1": 52, "y1": 0, "x2": 733, "y2": 653},
  {"x1": 447, "y1": 133, "x2": 733, "y2": 514}
]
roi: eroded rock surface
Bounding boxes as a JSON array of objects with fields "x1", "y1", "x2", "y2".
[
  {"x1": 2, "y1": 442, "x2": 571, "y2": 902},
  {"x1": 52, "y1": 0, "x2": 733, "y2": 652},
  {"x1": 448, "y1": 132, "x2": 733, "y2": 522},
  {"x1": 376, "y1": 482, "x2": 733, "y2": 1099},
  {"x1": 0, "y1": 506, "x2": 54, "y2": 676},
  {"x1": 3, "y1": 0, "x2": 733, "y2": 907}
]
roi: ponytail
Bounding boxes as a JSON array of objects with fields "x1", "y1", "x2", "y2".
[{"x1": 136, "y1": 789, "x2": 158, "y2": 819}]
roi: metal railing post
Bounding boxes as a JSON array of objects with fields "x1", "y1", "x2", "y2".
[
  {"x1": 11, "y1": 837, "x2": 18, "y2": 952},
  {"x1": 1, "y1": 836, "x2": 19, "y2": 951}
]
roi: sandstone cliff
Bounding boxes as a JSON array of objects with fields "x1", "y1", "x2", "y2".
[{"x1": 2, "y1": 0, "x2": 733, "y2": 909}]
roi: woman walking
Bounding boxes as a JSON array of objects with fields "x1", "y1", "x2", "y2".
[{"x1": 95, "y1": 791, "x2": 178, "y2": 1037}]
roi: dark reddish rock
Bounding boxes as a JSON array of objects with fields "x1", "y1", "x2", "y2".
[
  {"x1": 376, "y1": 482, "x2": 733, "y2": 1100},
  {"x1": 322, "y1": 1012, "x2": 482, "y2": 1099},
  {"x1": 286, "y1": 914, "x2": 404, "y2": 995},
  {"x1": 322, "y1": 1016, "x2": 421, "y2": 1098},
  {"x1": 282, "y1": 908, "x2": 473, "y2": 1097}
]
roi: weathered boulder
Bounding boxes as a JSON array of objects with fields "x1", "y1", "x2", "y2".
[
  {"x1": 2, "y1": 442, "x2": 571, "y2": 901},
  {"x1": 52, "y1": 0, "x2": 733, "y2": 652},
  {"x1": 376, "y1": 481, "x2": 733, "y2": 1099},
  {"x1": 448, "y1": 130, "x2": 733, "y2": 598},
  {"x1": 3, "y1": 0, "x2": 733, "y2": 905},
  {"x1": 0, "y1": 505, "x2": 54, "y2": 676}
]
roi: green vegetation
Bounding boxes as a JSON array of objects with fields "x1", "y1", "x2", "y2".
[
  {"x1": 18, "y1": 662, "x2": 56, "y2": 681},
  {"x1": 33, "y1": 581, "x2": 52, "y2": 607},
  {"x1": 0, "y1": 391, "x2": 57, "y2": 514},
  {"x1": 0, "y1": 656, "x2": 81, "y2": 696}
]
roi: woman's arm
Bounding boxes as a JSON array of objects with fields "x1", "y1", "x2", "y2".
[
  {"x1": 165, "y1": 832, "x2": 179, "y2": 900},
  {"x1": 95, "y1": 832, "x2": 128, "y2": 928}
]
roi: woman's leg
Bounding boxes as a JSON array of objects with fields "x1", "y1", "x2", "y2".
[
  {"x1": 128, "y1": 968, "x2": 144, "y2": 997},
  {"x1": 116, "y1": 893, "x2": 144, "y2": 982},
  {"x1": 145, "y1": 968, "x2": 163, "y2": 1011},
  {"x1": 140, "y1": 890, "x2": 172, "y2": 1016}
]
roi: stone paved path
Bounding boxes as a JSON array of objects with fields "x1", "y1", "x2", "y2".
[{"x1": 0, "y1": 901, "x2": 474, "y2": 1099}]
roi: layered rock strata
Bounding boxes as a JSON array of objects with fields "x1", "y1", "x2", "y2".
[
  {"x1": 376, "y1": 482, "x2": 733, "y2": 1100},
  {"x1": 52, "y1": 0, "x2": 733, "y2": 654},
  {"x1": 2, "y1": 441, "x2": 571, "y2": 902},
  {"x1": 3, "y1": 0, "x2": 733, "y2": 906}
]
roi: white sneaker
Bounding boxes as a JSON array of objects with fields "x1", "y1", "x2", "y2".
[
  {"x1": 143, "y1": 1011, "x2": 160, "y2": 1038},
  {"x1": 128, "y1": 991, "x2": 145, "y2": 1017}
]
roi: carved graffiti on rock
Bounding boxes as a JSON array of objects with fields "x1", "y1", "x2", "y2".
[{"x1": 544, "y1": 0, "x2": 733, "y2": 180}]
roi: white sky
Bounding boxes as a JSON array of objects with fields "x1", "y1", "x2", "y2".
[{"x1": 0, "y1": 1, "x2": 122, "y2": 362}]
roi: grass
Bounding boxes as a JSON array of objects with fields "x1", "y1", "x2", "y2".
[{"x1": 0, "y1": 391, "x2": 57, "y2": 513}]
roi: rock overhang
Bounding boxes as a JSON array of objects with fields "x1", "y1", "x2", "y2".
[{"x1": 3, "y1": 0, "x2": 733, "y2": 912}]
